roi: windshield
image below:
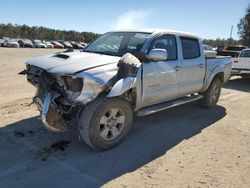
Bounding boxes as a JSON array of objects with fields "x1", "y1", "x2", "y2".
[
  {"x1": 240, "y1": 50, "x2": 250, "y2": 57},
  {"x1": 84, "y1": 32, "x2": 150, "y2": 56}
]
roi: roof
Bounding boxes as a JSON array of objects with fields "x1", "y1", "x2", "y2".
[{"x1": 109, "y1": 29, "x2": 200, "y2": 39}]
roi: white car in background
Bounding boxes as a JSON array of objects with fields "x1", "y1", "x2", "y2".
[
  {"x1": 43, "y1": 41, "x2": 53, "y2": 48},
  {"x1": 3, "y1": 39, "x2": 20, "y2": 48},
  {"x1": 232, "y1": 49, "x2": 250, "y2": 78},
  {"x1": 33, "y1": 40, "x2": 47, "y2": 48}
]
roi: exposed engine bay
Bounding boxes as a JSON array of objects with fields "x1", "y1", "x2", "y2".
[{"x1": 25, "y1": 53, "x2": 142, "y2": 132}]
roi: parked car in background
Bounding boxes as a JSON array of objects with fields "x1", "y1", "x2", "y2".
[
  {"x1": 215, "y1": 46, "x2": 224, "y2": 53},
  {"x1": 231, "y1": 49, "x2": 250, "y2": 78},
  {"x1": 18, "y1": 39, "x2": 33, "y2": 48},
  {"x1": 33, "y1": 40, "x2": 46, "y2": 48},
  {"x1": 72, "y1": 42, "x2": 84, "y2": 49},
  {"x1": 0, "y1": 37, "x2": 5, "y2": 46},
  {"x1": 59, "y1": 41, "x2": 73, "y2": 49},
  {"x1": 23, "y1": 29, "x2": 232, "y2": 150},
  {"x1": 51, "y1": 41, "x2": 64, "y2": 48},
  {"x1": 217, "y1": 45, "x2": 247, "y2": 57},
  {"x1": 80, "y1": 42, "x2": 88, "y2": 48},
  {"x1": 43, "y1": 41, "x2": 53, "y2": 48},
  {"x1": 3, "y1": 39, "x2": 19, "y2": 48},
  {"x1": 203, "y1": 45, "x2": 214, "y2": 51}
]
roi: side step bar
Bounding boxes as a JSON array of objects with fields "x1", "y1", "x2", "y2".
[{"x1": 136, "y1": 94, "x2": 203, "y2": 117}]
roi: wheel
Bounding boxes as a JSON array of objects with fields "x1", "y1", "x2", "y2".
[
  {"x1": 200, "y1": 78, "x2": 222, "y2": 108},
  {"x1": 78, "y1": 95, "x2": 133, "y2": 150}
]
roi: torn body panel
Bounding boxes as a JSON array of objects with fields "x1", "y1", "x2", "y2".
[{"x1": 26, "y1": 53, "x2": 142, "y2": 132}]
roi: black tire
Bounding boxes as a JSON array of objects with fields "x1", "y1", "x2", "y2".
[
  {"x1": 200, "y1": 78, "x2": 222, "y2": 108},
  {"x1": 78, "y1": 95, "x2": 133, "y2": 150}
]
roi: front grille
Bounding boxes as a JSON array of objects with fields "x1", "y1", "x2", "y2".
[{"x1": 26, "y1": 65, "x2": 66, "y2": 97}]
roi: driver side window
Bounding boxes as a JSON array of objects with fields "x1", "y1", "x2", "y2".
[{"x1": 149, "y1": 35, "x2": 177, "y2": 60}]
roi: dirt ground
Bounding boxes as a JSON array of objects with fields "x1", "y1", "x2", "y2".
[{"x1": 0, "y1": 48, "x2": 250, "y2": 188}]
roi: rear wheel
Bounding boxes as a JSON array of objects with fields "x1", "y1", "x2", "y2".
[
  {"x1": 200, "y1": 78, "x2": 222, "y2": 108},
  {"x1": 78, "y1": 95, "x2": 133, "y2": 150}
]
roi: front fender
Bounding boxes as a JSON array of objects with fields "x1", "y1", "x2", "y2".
[{"x1": 107, "y1": 77, "x2": 136, "y2": 97}]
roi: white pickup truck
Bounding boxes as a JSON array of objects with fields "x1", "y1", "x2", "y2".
[
  {"x1": 232, "y1": 49, "x2": 250, "y2": 78},
  {"x1": 23, "y1": 29, "x2": 232, "y2": 150}
]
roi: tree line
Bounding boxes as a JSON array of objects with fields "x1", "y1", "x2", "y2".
[
  {"x1": 202, "y1": 38, "x2": 242, "y2": 47},
  {"x1": 0, "y1": 4, "x2": 249, "y2": 47},
  {"x1": 0, "y1": 23, "x2": 100, "y2": 43}
]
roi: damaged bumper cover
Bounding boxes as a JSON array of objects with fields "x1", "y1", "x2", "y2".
[{"x1": 25, "y1": 53, "x2": 142, "y2": 132}]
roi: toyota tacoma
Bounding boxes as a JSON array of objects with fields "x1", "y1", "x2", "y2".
[{"x1": 22, "y1": 29, "x2": 232, "y2": 150}]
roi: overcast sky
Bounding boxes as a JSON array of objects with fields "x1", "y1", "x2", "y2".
[{"x1": 1, "y1": 0, "x2": 249, "y2": 39}]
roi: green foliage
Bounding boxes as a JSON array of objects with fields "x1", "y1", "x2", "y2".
[
  {"x1": 0, "y1": 23, "x2": 100, "y2": 43},
  {"x1": 238, "y1": 5, "x2": 250, "y2": 47},
  {"x1": 203, "y1": 38, "x2": 242, "y2": 47}
]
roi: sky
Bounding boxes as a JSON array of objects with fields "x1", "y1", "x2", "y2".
[{"x1": 0, "y1": 0, "x2": 249, "y2": 39}]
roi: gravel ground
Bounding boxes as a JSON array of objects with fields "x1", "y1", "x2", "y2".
[{"x1": 0, "y1": 48, "x2": 250, "y2": 188}]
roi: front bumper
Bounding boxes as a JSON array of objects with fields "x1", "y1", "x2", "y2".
[{"x1": 38, "y1": 91, "x2": 69, "y2": 133}]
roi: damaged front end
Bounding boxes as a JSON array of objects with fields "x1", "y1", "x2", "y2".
[
  {"x1": 26, "y1": 64, "x2": 83, "y2": 132},
  {"x1": 25, "y1": 53, "x2": 142, "y2": 132},
  {"x1": 26, "y1": 64, "x2": 109, "y2": 132}
]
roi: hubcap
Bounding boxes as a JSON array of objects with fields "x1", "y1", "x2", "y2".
[{"x1": 99, "y1": 108, "x2": 125, "y2": 141}]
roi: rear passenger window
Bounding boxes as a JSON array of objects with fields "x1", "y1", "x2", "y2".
[
  {"x1": 181, "y1": 37, "x2": 200, "y2": 59},
  {"x1": 149, "y1": 35, "x2": 177, "y2": 60}
]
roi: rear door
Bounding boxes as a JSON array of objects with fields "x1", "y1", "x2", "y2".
[
  {"x1": 142, "y1": 34, "x2": 181, "y2": 106},
  {"x1": 179, "y1": 37, "x2": 206, "y2": 96}
]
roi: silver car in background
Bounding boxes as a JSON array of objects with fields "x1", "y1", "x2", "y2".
[{"x1": 3, "y1": 39, "x2": 19, "y2": 48}]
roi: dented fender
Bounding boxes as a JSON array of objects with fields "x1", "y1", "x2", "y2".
[{"x1": 107, "y1": 77, "x2": 136, "y2": 97}]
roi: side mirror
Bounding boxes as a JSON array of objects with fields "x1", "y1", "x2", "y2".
[{"x1": 149, "y1": 49, "x2": 168, "y2": 61}]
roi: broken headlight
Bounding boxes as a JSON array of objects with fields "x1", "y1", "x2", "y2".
[{"x1": 63, "y1": 76, "x2": 83, "y2": 92}]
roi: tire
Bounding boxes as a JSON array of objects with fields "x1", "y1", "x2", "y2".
[
  {"x1": 200, "y1": 78, "x2": 222, "y2": 108},
  {"x1": 78, "y1": 95, "x2": 133, "y2": 150}
]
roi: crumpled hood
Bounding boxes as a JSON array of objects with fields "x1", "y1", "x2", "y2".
[{"x1": 26, "y1": 51, "x2": 120, "y2": 75}]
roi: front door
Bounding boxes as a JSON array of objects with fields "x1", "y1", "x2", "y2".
[{"x1": 142, "y1": 34, "x2": 181, "y2": 106}]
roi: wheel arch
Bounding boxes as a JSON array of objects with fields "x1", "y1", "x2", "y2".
[{"x1": 201, "y1": 71, "x2": 225, "y2": 93}]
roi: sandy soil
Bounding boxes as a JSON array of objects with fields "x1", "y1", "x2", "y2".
[{"x1": 0, "y1": 48, "x2": 250, "y2": 188}]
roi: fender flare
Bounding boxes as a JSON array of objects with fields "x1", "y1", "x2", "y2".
[
  {"x1": 107, "y1": 77, "x2": 136, "y2": 97},
  {"x1": 201, "y1": 65, "x2": 225, "y2": 92}
]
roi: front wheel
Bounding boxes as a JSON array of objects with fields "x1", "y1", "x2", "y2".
[
  {"x1": 200, "y1": 78, "x2": 222, "y2": 108},
  {"x1": 78, "y1": 95, "x2": 133, "y2": 150}
]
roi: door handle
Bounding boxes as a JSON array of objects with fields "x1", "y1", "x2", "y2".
[
  {"x1": 199, "y1": 63, "x2": 204, "y2": 68},
  {"x1": 174, "y1": 66, "x2": 180, "y2": 71}
]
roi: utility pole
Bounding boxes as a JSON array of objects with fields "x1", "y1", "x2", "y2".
[
  {"x1": 230, "y1": 25, "x2": 233, "y2": 39},
  {"x1": 229, "y1": 25, "x2": 233, "y2": 45}
]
